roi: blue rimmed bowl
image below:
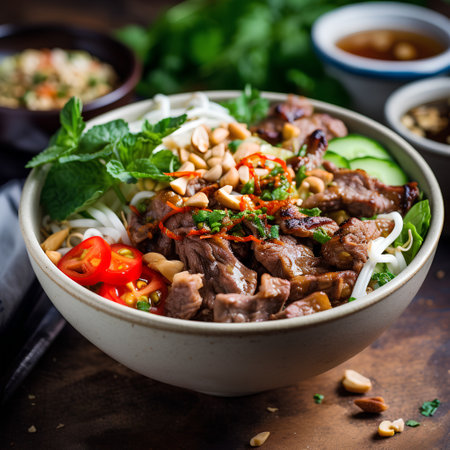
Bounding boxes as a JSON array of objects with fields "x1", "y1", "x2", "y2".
[{"x1": 311, "y1": 2, "x2": 450, "y2": 121}]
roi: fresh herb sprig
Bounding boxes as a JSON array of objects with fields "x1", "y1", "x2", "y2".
[
  {"x1": 27, "y1": 98, "x2": 186, "y2": 220},
  {"x1": 420, "y1": 398, "x2": 441, "y2": 417}
]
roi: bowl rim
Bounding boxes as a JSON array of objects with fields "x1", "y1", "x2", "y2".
[
  {"x1": 385, "y1": 77, "x2": 450, "y2": 157},
  {"x1": 0, "y1": 22, "x2": 142, "y2": 115},
  {"x1": 19, "y1": 90, "x2": 444, "y2": 336},
  {"x1": 311, "y1": 2, "x2": 450, "y2": 79}
]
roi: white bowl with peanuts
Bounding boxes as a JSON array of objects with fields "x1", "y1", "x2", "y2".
[{"x1": 19, "y1": 91, "x2": 443, "y2": 396}]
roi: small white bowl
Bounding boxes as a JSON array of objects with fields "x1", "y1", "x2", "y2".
[
  {"x1": 19, "y1": 92, "x2": 444, "y2": 396},
  {"x1": 385, "y1": 77, "x2": 450, "y2": 230},
  {"x1": 312, "y1": 2, "x2": 450, "y2": 120}
]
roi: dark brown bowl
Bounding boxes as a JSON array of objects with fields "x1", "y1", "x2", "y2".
[{"x1": 0, "y1": 23, "x2": 141, "y2": 153}]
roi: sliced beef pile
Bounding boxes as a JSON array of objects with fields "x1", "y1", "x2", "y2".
[
  {"x1": 271, "y1": 291, "x2": 332, "y2": 320},
  {"x1": 251, "y1": 95, "x2": 347, "y2": 147},
  {"x1": 302, "y1": 162, "x2": 420, "y2": 217},
  {"x1": 165, "y1": 271, "x2": 204, "y2": 320},
  {"x1": 275, "y1": 203, "x2": 339, "y2": 238},
  {"x1": 214, "y1": 274, "x2": 290, "y2": 323}
]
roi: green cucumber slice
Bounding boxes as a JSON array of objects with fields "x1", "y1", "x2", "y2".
[
  {"x1": 349, "y1": 157, "x2": 408, "y2": 185},
  {"x1": 323, "y1": 151, "x2": 350, "y2": 168},
  {"x1": 328, "y1": 134, "x2": 393, "y2": 161}
]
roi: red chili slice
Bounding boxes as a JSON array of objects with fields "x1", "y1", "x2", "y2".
[
  {"x1": 100, "y1": 243, "x2": 143, "y2": 285},
  {"x1": 58, "y1": 236, "x2": 111, "y2": 286},
  {"x1": 99, "y1": 266, "x2": 167, "y2": 315}
]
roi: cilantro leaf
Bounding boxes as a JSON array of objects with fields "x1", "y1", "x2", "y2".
[
  {"x1": 313, "y1": 394, "x2": 324, "y2": 404},
  {"x1": 269, "y1": 225, "x2": 279, "y2": 239},
  {"x1": 420, "y1": 398, "x2": 440, "y2": 417},
  {"x1": 221, "y1": 84, "x2": 269, "y2": 124},
  {"x1": 241, "y1": 180, "x2": 255, "y2": 195},
  {"x1": 313, "y1": 227, "x2": 331, "y2": 244},
  {"x1": 405, "y1": 420, "x2": 420, "y2": 427},
  {"x1": 371, "y1": 270, "x2": 395, "y2": 287},
  {"x1": 41, "y1": 160, "x2": 112, "y2": 220},
  {"x1": 300, "y1": 207, "x2": 321, "y2": 217}
]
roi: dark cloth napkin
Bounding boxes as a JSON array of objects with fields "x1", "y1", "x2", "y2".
[{"x1": 0, "y1": 179, "x2": 35, "y2": 331}]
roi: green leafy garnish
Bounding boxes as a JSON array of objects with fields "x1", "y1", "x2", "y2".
[
  {"x1": 405, "y1": 420, "x2": 420, "y2": 427},
  {"x1": 348, "y1": 297, "x2": 356, "y2": 302},
  {"x1": 241, "y1": 180, "x2": 255, "y2": 195},
  {"x1": 299, "y1": 207, "x2": 321, "y2": 217},
  {"x1": 228, "y1": 139, "x2": 243, "y2": 153},
  {"x1": 269, "y1": 225, "x2": 280, "y2": 240},
  {"x1": 313, "y1": 394, "x2": 324, "y2": 404},
  {"x1": 136, "y1": 301, "x2": 151, "y2": 312},
  {"x1": 420, "y1": 398, "x2": 440, "y2": 417},
  {"x1": 221, "y1": 84, "x2": 269, "y2": 124},
  {"x1": 371, "y1": 270, "x2": 395, "y2": 287},
  {"x1": 394, "y1": 200, "x2": 431, "y2": 264},
  {"x1": 295, "y1": 165, "x2": 307, "y2": 186},
  {"x1": 313, "y1": 227, "x2": 331, "y2": 244},
  {"x1": 27, "y1": 97, "x2": 186, "y2": 220}
]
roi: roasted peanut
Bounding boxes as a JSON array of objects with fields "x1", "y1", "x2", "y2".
[
  {"x1": 203, "y1": 165, "x2": 223, "y2": 182},
  {"x1": 191, "y1": 125, "x2": 210, "y2": 153},
  {"x1": 143, "y1": 252, "x2": 184, "y2": 282},
  {"x1": 184, "y1": 192, "x2": 209, "y2": 208},
  {"x1": 211, "y1": 143, "x2": 225, "y2": 158},
  {"x1": 282, "y1": 122, "x2": 300, "y2": 140},
  {"x1": 45, "y1": 250, "x2": 62, "y2": 265},
  {"x1": 378, "y1": 419, "x2": 404, "y2": 437},
  {"x1": 41, "y1": 228, "x2": 70, "y2": 252},
  {"x1": 229, "y1": 122, "x2": 251, "y2": 140},
  {"x1": 170, "y1": 176, "x2": 190, "y2": 195},
  {"x1": 178, "y1": 161, "x2": 196, "y2": 172},
  {"x1": 207, "y1": 157, "x2": 223, "y2": 169},
  {"x1": 188, "y1": 153, "x2": 207, "y2": 169},
  {"x1": 215, "y1": 185, "x2": 241, "y2": 210},
  {"x1": 222, "y1": 151, "x2": 236, "y2": 171},
  {"x1": 342, "y1": 369, "x2": 372, "y2": 393},
  {"x1": 178, "y1": 148, "x2": 190, "y2": 163},
  {"x1": 250, "y1": 431, "x2": 270, "y2": 447},
  {"x1": 233, "y1": 141, "x2": 260, "y2": 162},
  {"x1": 238, "y1": 165, "x2": 250, "y2": 184},
  {"x1": 220, "y1": 167, "x2": 240, "y2": 189},
  {"x1": 391, "y1": 419, "x2": 404, "y2": 432},
  {"x1": 210, "y1": 127, "x2": 229, "y2": 145},
  {"x1": 305, "y1": 168, "x2": 333, "y2": 185},
  {"x1": 354, "y1": 397, "x2": 389, "y2": 413}
]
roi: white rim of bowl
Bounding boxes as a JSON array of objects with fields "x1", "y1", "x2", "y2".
[
  {"x1": 19, "y1": 90, "x2": 444, "y2": 336},
  {"x1": 385, "y1": 77, "x2": 450, "y2": 156},
  {"x1": 312, "y1": 2, "x2": 450, "y2": 79}
]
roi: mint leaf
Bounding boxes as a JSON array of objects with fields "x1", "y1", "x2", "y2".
[
  {"x1": 149, "y1": 150, "x2": 180, "y2": 173},
  {"x1": 26, "y1": 144, "x2": 73, "y2": 168},
  {"x1": 79, "y1": 119, "x2": 129, "y2": 153},
  {"x1": 59, "y1": 97, "x2": 85, "y2": 145},
  {"x1": 405, "y1": 420, "x2": 420, "y2": 427},
  {"x1": 106, "y1": 158, "x2": 174, "y2": 183},
  {"x1": 142, "y1": 114, "x2": 187, "y2": 138},
  {"x1": 41, "y1": 160, "x2": 112, "y2": 220}
]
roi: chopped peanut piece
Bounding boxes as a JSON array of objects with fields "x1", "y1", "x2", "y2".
[
  {"x1": 170, "y1": 176, "x2": 190, "y2": 195},
  {"x1": 229, "y1": 122, "x2": 251, "y2": 140},
  {"x1": 266, "y1": 407, "x2": 279, "y2": 413},
  {"x1": 179, "y1": 148, "x2": 190, "y2": 163},
  {"x1": 207, "y1": 157, "x2": 223, "y2": 169},
  {"x1": 203, "y1": 165, "x2": 223, "y2": 182},
  {"x1": 188, "y1": 153, "x2": 208, "y2": 169},
  {"x1": 250, "y1": 431, "x2": 270, "y2": 447},
  {"x1": 354, "y1": 396, "x2": 389, "y2": 413},
  {"x1": 185, "y1": 192, "x2": 209, "y2": 208},
  {"x1": 211, "y1": 143, "x2": 226, "y2": 158},
  {"x1": 215, "y1": 185, "x2": 241, "y2": 210},
  {"x1": 210, "y1": 127, "x2": 229, "y2": 145},
  {"x1": 282, "y1": 122, "x2": 300, "y2": 140},
  {"x1": 191, "y1": 125, "x2": 210, "y2": 153},
  {"x1": 391, "y1": 419, "x2": 404, "y2": 432},
  {"x1": 41, "y1": 228, "x2": 70, "y2": 252},
  {"x1": 178, "y1": 161, "x2": 195, "y2": 172},
  {"x1": 220, "y1": 167, "x2": 240, "y2": 189},
  {"x1": 222, "y1": 151, "x2": 236, "y2": 171},
  {"x1": 342, "y1": 369, "x2": 372, "y2": 393},
  {"x1": 143, "y1": 252, "x2": 184, "y2": 282},
  {"x1": 45, "y1": 250, "x2": 62, "y2": 265}
]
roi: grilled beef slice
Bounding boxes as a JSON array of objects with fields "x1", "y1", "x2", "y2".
[
  {"x1": 286, "y1": 129, "x2": 329, "y2": 171},
  {"x1": 302, "y1": 163, "x2": 419, "y2": 217},
  {"x1": 276, "y1": 203, "x2": 339, "y2": 238},
  {"x1": 321, "y1": 218, "x2": 382, "y2": 273},
  {"x1": 271, "y1": 291, "x2": 332, "y2": 320},
  {"x1": 253, "y1": 235, "x2": 324, "y2": 279},
  {"x1": 289, "y1": 270, "x2": 357, "y2": 306},
  {"x1": 165, "y1": 271, "x2": 204, "y2": 320},
  {"x1": 213, "y1": 274, "x2": 290, "y2": 323}
]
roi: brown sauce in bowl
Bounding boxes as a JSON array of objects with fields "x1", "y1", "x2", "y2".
[{"x1": 336, "y1": 29, "x2": 446, "y2": 61}]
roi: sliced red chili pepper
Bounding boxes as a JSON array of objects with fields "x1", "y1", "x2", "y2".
[
  {"x1": 100, "y1": 244, "x2": 143, "y2": 285},
  {"x1": 237, "y1": 152, "x2": 292, "y2": 183},
  {"x1": 158, "y1": 202, "x2": 191, "y2": 241},
  {"x1": 199, "y1": 233, "x2": 261, "y2": 243},
  {"x1": 99, "y1": 266, "x2": 167, "y2": 315},
  {"x1": 163, "y1": 171, "x2": 202, "y2": 177},
  {"x1": 58, "y1": 236, "x2": 111, "y2": 286}
]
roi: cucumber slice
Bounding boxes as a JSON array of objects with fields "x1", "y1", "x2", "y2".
[
  {"x1": 349, "y1": 157, "x2": 408, "y2": 186},
  {"x1": 261, "y1": 143, "x2": 295, "y2": 160},
  {"x1": 328, "y1": 134, "x2": 393, "y2": 161},
  {"x1": 323, "y1": 151, "x2": 350, "y2": 168}
]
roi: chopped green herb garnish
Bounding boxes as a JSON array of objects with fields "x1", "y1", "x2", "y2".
[
  {"x1": 241, "y1": 179, "x2": 255, "y2": 195},
  {"x1": 136, "y1": 301, "x2": 150, "y2": 312},
  {"x1": 405, "y1": 420, "x2": 420, "y2": 427},
  {"x1": 295, "y1": 165, "x2": 307, "y2": 186},
  {"x1": 420, "y1": 398, "x2": 441, "y2": 417},
  {"x1": 371, "y1": 270, "x2": 395, "y2": 287},
  {"x1": 313, "y1": 394, "x2": 324, "y2": 404},
  {"x1": 228, "y1": 139, "x2": 243, "y2": 153},
  {"x1": 313, "y1": 227, "x2": 331, "y2": 244},
  {"x1": 269, "y1": 165, "x2": 285, "y2": 177},
  {"x1": 269, "y1": 225, "x2": 280, "y2": 240},
  {"x1": 299, "y1": 207, "x2": 321, "y2": 217},
  {"x1": 348, "y1": 297, "x2": 356, "y2": 302}
]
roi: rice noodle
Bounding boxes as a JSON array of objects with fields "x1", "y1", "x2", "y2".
[
  {"x1": 130, "y1": 190, "x2": 156, "y2": 207},
  {"x1": 351, "y1": 211, "x2": 404, "y2": 299}
]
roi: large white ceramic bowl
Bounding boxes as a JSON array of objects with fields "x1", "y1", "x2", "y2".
[
  {"x1": 19, "y1": 92, "x2": 444, "y2": 396},
  {"x1": 312, "y1": 2, "x2": 450, "y2": 121},
  {"x1": 385, "y1": 77, "x2": 450, "y2": 231}
]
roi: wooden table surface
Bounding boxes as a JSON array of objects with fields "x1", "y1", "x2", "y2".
[{"x1": 0, "y1": 237, "x2": 448, "y2": 450}]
